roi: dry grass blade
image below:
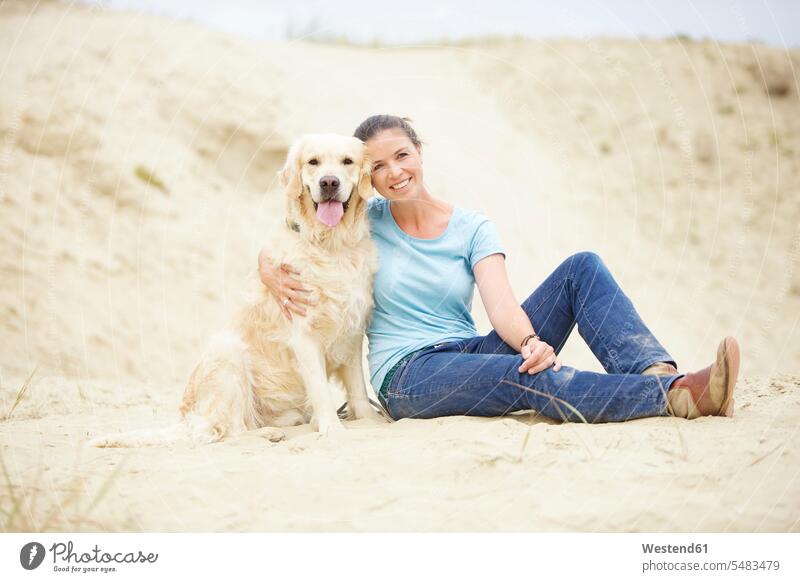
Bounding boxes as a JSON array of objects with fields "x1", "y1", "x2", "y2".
[
  {"x1": 653, "y1": 375, "x2": 688, "y2": 460},
  {"x1": 82, "y1": 458, "x2": 127, "y2": 525},
  {"x1": 5, "y1": 365, "x2": 39, "y2": 421},
  {"x1": 0, "y1": 449, "x2": 26, "y2": 531},
  {"x1": 39, "y1": 481, "x2": 84, "y2": 532},
  {"x1": 501, "y1": 379, "x2": 589, "y2": 424},
  {"x1": 0, "y1": 447, "x2": 125, "y2": 532},
  {"x1": 518, "y1": 428, "x2": 533, "y2": 461},
  {"x1": 38, "y1": 457, "x2": 127, "y2": 532},
  {"x1": 1, "y1": 448, "x2": 51, "y2": 532},
  {"x1": 748, "y1": 443, "x2": 783, "y2": 467},
  {"x1": 134, "y1": 165, "x2": 168, "y2": 193}
]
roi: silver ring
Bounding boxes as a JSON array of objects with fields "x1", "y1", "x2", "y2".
[{"x1": 282, "y1": 298, "x2": 289, "y2": 306}]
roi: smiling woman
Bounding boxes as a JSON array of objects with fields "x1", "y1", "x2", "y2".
[
  {"x1": 260, "y1": 114, "x2": 741, "y2": 424},
  {"x1": 358, "y1": 118, "x2": 452, "y2": 239}
]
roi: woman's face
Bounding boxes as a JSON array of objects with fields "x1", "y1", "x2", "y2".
[{"x1": 365, "y1": 128, "x2": 423, "y2": 200}]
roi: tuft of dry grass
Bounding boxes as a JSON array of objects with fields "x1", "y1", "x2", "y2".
[
  {"x1": 0, "y1": 449, "x2": 125, "y2": 532},
  {"x1": 133, "y1": 165, "x2": 168, "y2": 193},
  {"x1": 693, "y1": 129, "x2": 717, "y2": 165},
  {"x1": 2, "y1": 366, "x2": 38, "y2": 421},
  {"x1": 747, "y1": 50, "x2": 794, "y2": 98}
]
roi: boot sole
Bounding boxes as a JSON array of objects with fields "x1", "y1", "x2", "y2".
[{"x1": 720, "y1": 336, "x2": 740, "y2": 417}]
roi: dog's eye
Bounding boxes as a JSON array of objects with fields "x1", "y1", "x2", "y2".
[
  {"x1": 343, "y1": 158, "x2": 353, "y2": 165},
  {"x1": 308, "y1": 159, "x2": 319, "y2": 166}
]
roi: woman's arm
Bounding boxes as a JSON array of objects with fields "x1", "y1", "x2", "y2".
[
  {"x1": 257, "y1": 248, "x2": 314, "y2": 320},
  {"x1": 474, "y1": 254, "x2": 561, "y2": 374}
]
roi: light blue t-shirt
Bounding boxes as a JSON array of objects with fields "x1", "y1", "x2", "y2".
[{"x1": 366, "y1": 197, "x2": 505, "y2": 394}]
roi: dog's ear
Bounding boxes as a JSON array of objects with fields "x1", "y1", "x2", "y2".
[
  {"x1": 278, "y1": 139, "x2": 304, "y2": 198},
  {"x1": 356, "y1": 156, "x2": 374, "y2": 201}
]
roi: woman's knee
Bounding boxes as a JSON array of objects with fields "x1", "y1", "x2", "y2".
[
  {"x1": 552, "y1": 251, "x2": 606, "y2": 282},
  {"x1": 569, "y1": 251, "x2": 603, "y2": 268}
]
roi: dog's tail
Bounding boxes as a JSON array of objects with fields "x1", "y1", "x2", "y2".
[
  {"x1": 87, "y1": 415, "x2": 218, "y2": 448},
  {"x1": 87, "y1": 424, "x2": 187, "y2": 448}
]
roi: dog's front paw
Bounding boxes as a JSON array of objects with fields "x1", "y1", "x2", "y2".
[
  {"x1": 348, "y1": 399, "x2": 389, "y2": 423},
  {"x1": 353, "y1": 406, "x2": 387, "y2": 423},
  {"x1": 316, "y1": 417, "x2": 345, "y2": 436}
]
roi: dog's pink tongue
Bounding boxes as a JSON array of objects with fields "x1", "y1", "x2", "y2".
[{"x1": 316, "y1": 201, "x2": 344, "y2": 227}]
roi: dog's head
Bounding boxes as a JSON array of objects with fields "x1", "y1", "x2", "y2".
[{"x1": 279, "y1": 134, "x2": 372, "y2": 231}]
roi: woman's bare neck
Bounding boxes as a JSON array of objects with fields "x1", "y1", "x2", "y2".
[{"x1": 389, "y1": 194, "x2": 453, "y2": 239}]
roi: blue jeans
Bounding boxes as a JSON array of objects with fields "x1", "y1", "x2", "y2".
[{"x1": 384, "y1": 252, "x2": 681, "y2": 423}]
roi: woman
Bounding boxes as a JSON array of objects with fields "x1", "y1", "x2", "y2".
[{"x1": 259, "y1": 115, "x2": 740, "y2": 423}]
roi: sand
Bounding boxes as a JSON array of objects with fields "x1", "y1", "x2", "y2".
[{"x1": 1, "y1": 0, "x2": 799, "y2": 531}]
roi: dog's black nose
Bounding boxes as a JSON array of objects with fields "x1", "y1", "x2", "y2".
[{"x1": 319, "y1": 175, "x2": 340, "y2": 199}]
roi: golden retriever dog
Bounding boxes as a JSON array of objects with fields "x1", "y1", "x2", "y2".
[{"x1": 90, "y1": 134, "x2": 380, "y2": 447}]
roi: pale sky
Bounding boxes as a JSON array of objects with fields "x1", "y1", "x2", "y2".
[{"x1": 77, "y1": 0, "x2": 800, "y2": 47}]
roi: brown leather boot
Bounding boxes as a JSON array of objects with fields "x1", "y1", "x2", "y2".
[{"x1": 666, "y1": 336, "x2": 740, "y2": 419}]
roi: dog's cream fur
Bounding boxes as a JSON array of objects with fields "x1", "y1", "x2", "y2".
[{"x1": 90, "y1": 134, "x2": 380, "y2": 447}]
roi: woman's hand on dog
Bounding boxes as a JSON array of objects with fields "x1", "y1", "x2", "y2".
[
  {"x1": 518, "y1": 338, "x2": 562, "y2": 375},
  {"x1": 258, "y1": 250, "x2": 315, "y2": 320}
]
